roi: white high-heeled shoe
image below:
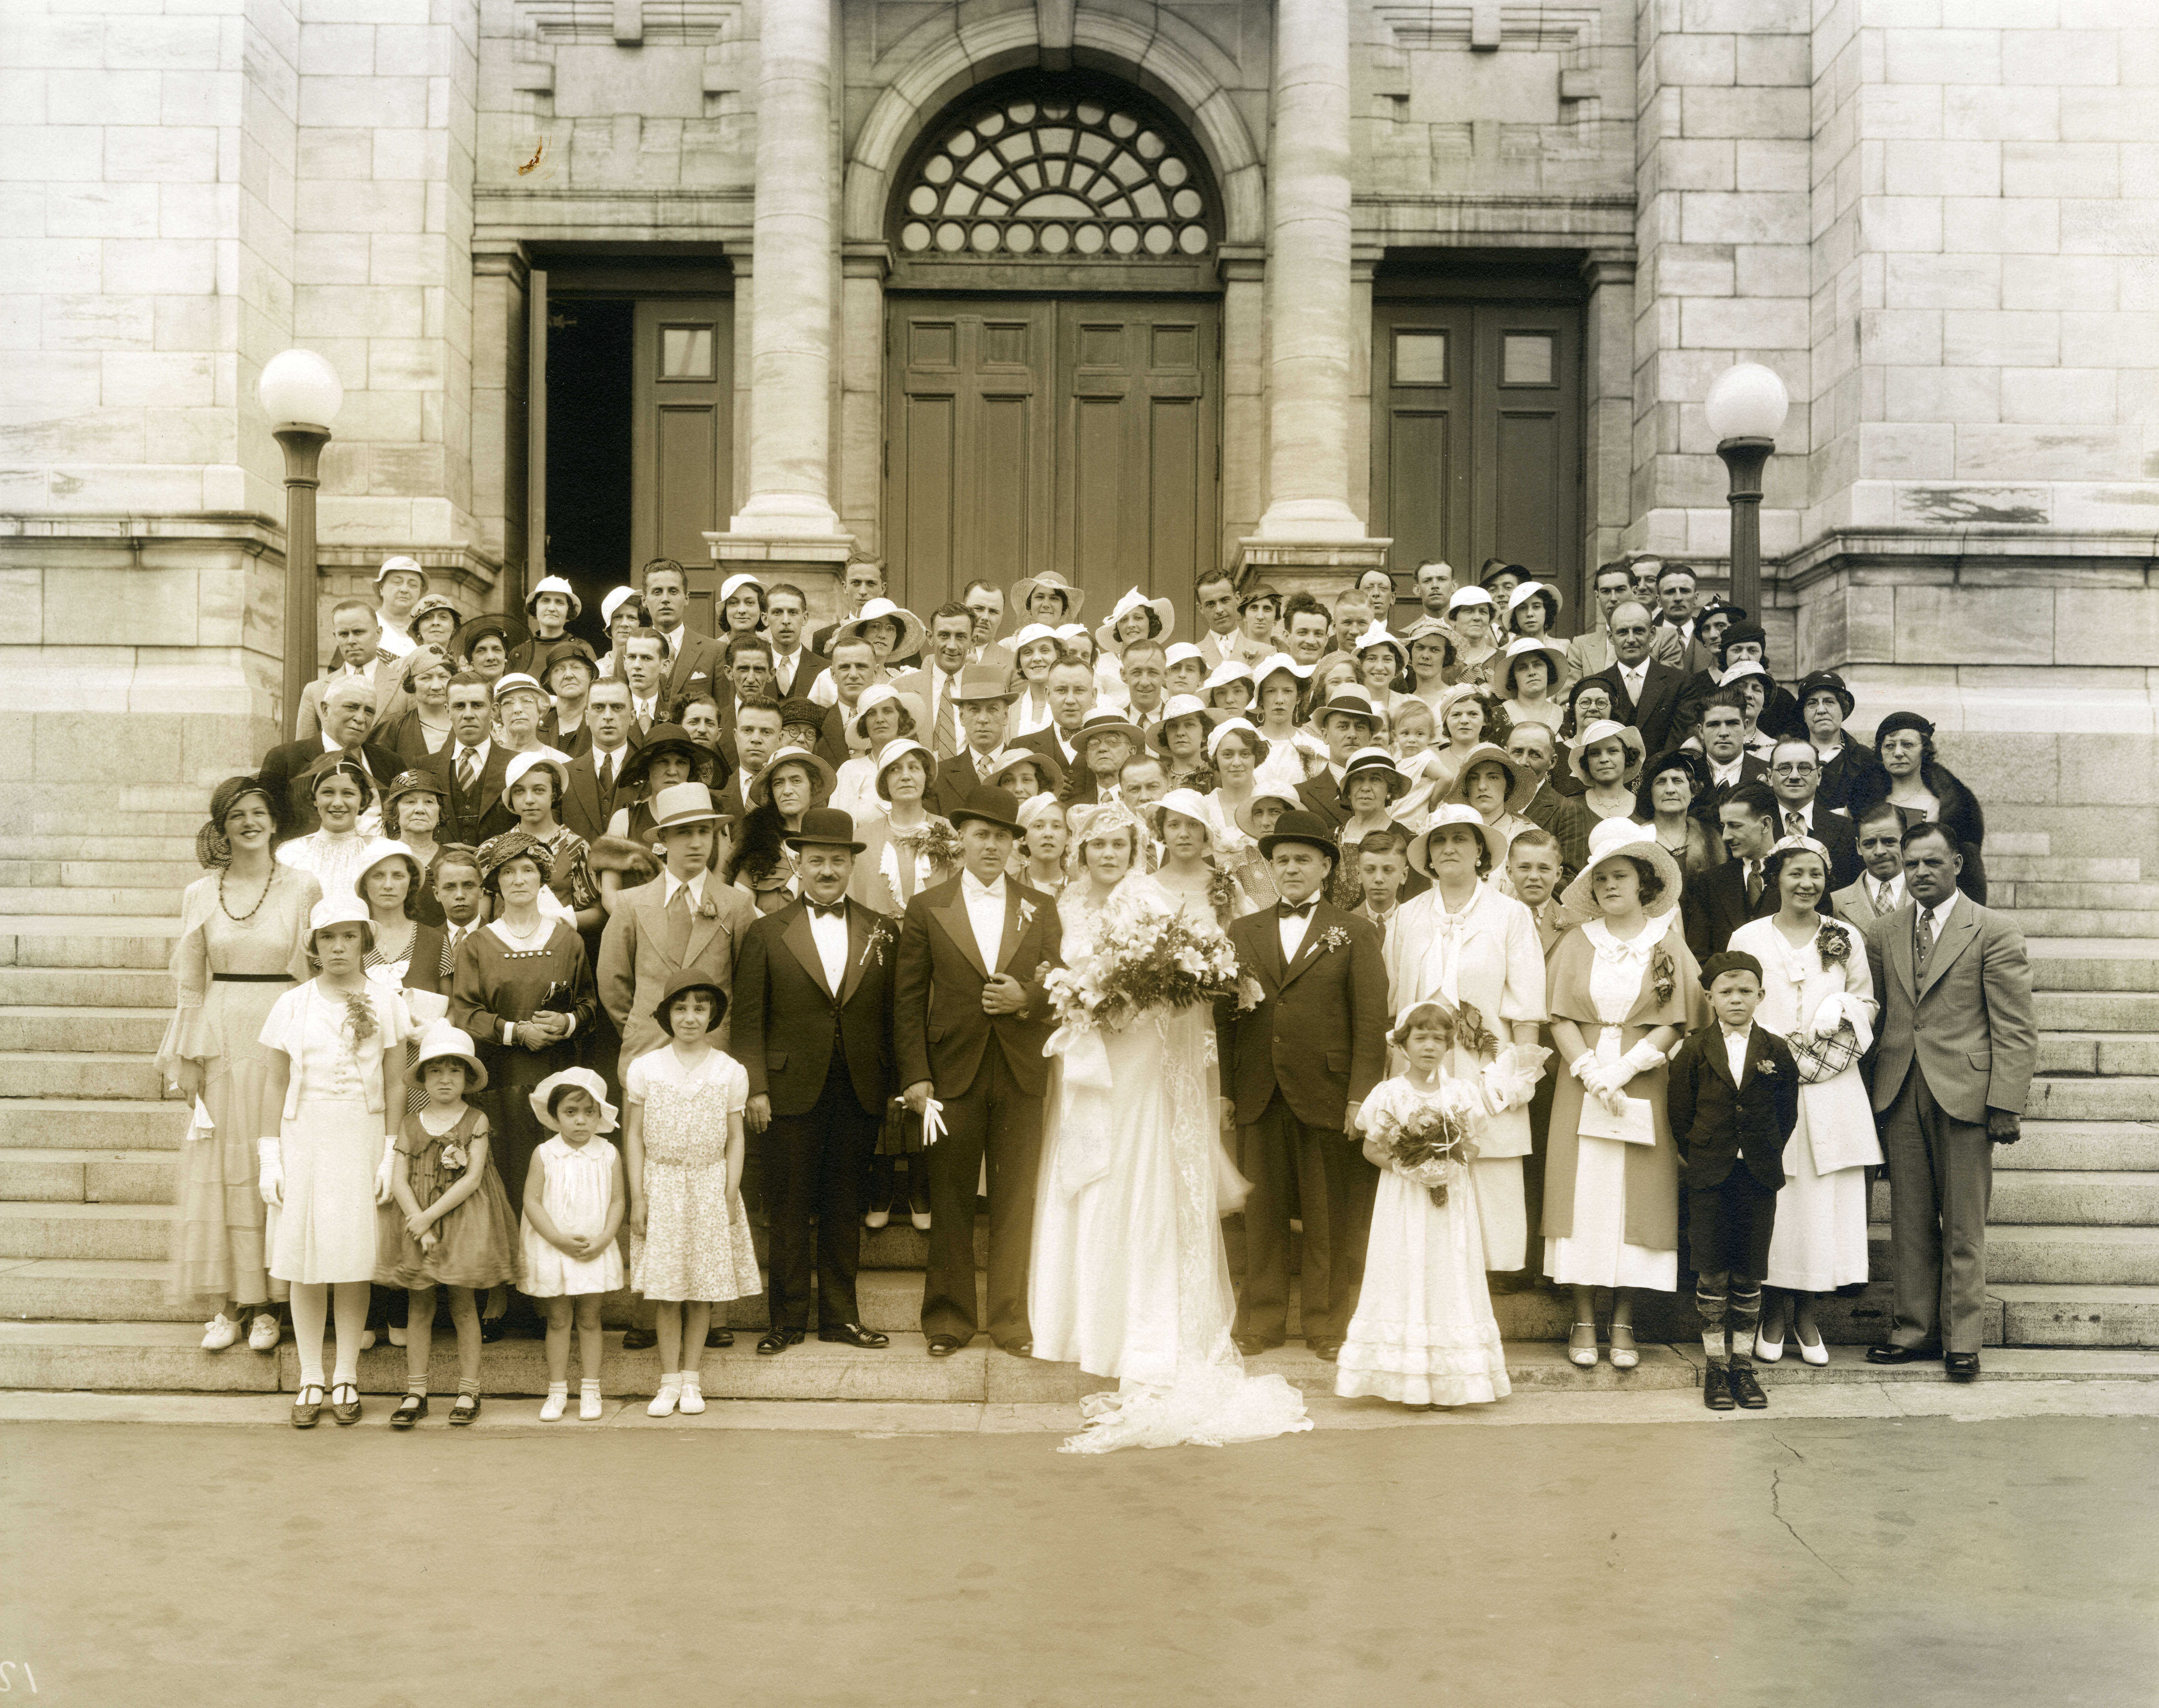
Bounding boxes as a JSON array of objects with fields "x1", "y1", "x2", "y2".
[
  {"x1": 1567, "y1": 1323, "x2": 1600, "y2": 1367},
  {"x1": 1795, "y1": 1324, "x2": 1829, "y2": 1366},
  {"x1": 1755, "y1": 1321, "x2": 1786, "y2": 1364}
]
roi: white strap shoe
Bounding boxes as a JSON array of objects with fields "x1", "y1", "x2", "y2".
[
  {"x1": 646, "y1": 1379, "x2": 680, "y2": 1418},
  {"x1": 539, "y1": 1383, "x2": 567, "y2": 1421},
  {"x1": 678, "y1": 1374, "x2": 705, "y2": 1415},
  {"x1": 580, "y1": 1380, "x2": 603, "y2": 1421},
  {"x1": 247, "y1": 1312, "x2": 281, "y2": 1352}
]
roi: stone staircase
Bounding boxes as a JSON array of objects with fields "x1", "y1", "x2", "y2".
[{"x1": 1, "y1": 810, "x2": 2153, "y2": 1396}]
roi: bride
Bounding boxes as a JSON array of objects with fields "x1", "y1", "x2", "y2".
[{"x1": 1030, "y1": 800, "x2": 1312, "y2": 1453}]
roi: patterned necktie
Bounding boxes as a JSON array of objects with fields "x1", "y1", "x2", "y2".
[
  {"x1": 975, "y1": 750, "x2": 993, "y2": 781},
  {"x1": 440, "y1": 927, "x2": 458, "y2": 980},
  {"x1": 1786, "y1": 809, "x2": 1806, "y2": 839},
  {"x1": 1745, "y1": 861, "x2": 1763, "y2": 907},
  {"x1": 1914, "y1": 909, "x2": 1932, "y2": 981},
  {"x1": 457, "y1": 747, "x2": 477, "y2": 793},
  {"x1": 934, "y1": 675, "x2": 958, "y2": 758}
]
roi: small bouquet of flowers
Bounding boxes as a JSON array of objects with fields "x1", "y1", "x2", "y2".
[
  {"x1": 1045, "y1": 891, "x2": 1241, "y2": 1036},
  {"x1": 1365, "y1": 1080, "x2": 1483, "y2": 1207}
]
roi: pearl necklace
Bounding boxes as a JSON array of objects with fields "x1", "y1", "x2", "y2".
[{"x1": 218, "y1": 863, "x2": 274, "y2": 924}]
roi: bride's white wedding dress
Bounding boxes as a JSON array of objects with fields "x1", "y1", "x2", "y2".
[{"x1": 1030, "y1": 873, "x2": 1312, "y2": 1453}]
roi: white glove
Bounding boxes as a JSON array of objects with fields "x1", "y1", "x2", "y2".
[
  {"x1": 1810, "y1": 995, "x2": 1847, "y2": 1039},
  {"x1": 256, "y1": 1138, "x2": 283, "y2": 1208},
  {"x1": 1569, "y1": 1051, "x2": 1599, "y2": 1083},
  {"x1": 374, "y1": 1134, "x2": 400, "y2": 1206},
  {"x1": 1578, "y1": 1063, "x2": 1620, "y2": 1102},
  {"x1": 1607, "y1": 1039, "x2": 1666, "y2": 1089}
]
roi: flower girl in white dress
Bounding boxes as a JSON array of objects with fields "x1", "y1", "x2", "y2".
[{"x1": 1336, "y1": 1002, "x2": 1512, "y2": 1410}]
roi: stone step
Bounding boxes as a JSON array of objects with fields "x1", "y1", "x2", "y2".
[
  {"x1": 2037, "y1": 992, "x2": 2159, "y2": 1033},
  {"x1": 2028, "y1": 1076, "x2": 2159, "y2": 1122},
  {"x1": 0, "y1": 1202, "x2": 171, "y2": 1262},
  {"x1": 0, "y1": 837, "x2": 198, "y2": 864},
  {"x1": 0, "y1": 967, "x2": 174, "y2": 1008},
  {"x1": 0, "y1": 888, "x2": 182, "y2": 918},
  {"x1": 1896, "y1": 1224, "x2": 2159, "y2": 1286},
  {"x1": 1873, "y1": 1171, "x2": 2159, "y2": 1228},
  {"x1": 0, "y1": 1007, "x2": 170, "y2": 1054},
  {"x1": 1996, "y1": 1121, "x2": 2159, "y2": 1173},
  {"x1": 0, "y1": 1100, "x2": 185, "y2": 1151},
  {"x1": 0, "y1": 1259, "x2": 202, "y2": 1323},
  {"x1": 1992, "y1": 1285, "x2": 2159, "y2": 1350},
  {"x1": 2004, "y1": 909, "x2": 2159, "y2": 939},
  {"x1": 1998, "y1": 881, "x2": 2159, "y2": 911},
  {"x1": 2028, "y1": 941, "x2": 2159, "y2": 993},
  {"x1": 0, "y1": 860, "x2": 200, "y2": 891},
  {"x1": 1988, "y1": 856, "x2": 2144, "y2": 883},
  {"x1": 2036, "y1": 1033, "x2": 2159, "y2": 1077},
  {"x1": 2, "y1": 918, "x2": 182, "y2": 968},
  {"x1": 0, "y1": 1051, "x2": 168, "y2": 1101},
  {"x1": 0, "y1": 1148, "x2": 173, "y2": 1204}
]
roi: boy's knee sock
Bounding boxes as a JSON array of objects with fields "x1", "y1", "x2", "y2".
[
  {"x1": 1695, "y1": 1273, "x2": 1731, "y2": 1365},
  {"x1": 1728, "y1": 1280, "x2": 1763, "y2": 1365}
]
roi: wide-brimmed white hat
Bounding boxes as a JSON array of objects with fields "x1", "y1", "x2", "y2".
[
  {"x1": 1351, "y1": 622, "x2": 1409, "y2": 671},
  {"x1": 830, "y1": 597, "x2": 926, "y2": 660},
  {"x1": 1561, "y1": 816, "x2": 1684, "y2": 919},
  {"x1": 1406, "y1": 803, "x2": 1511, "y2": 878},
  {"x1": 531, "y1": 1066, "x2": 618, "y2": 1134},
  {"x1": 1094, "y1": 586, "x2": 1176, "y2": 652},
  {"x1": 1499, "y1": 634, "x2": 1569, "y2": 694},
  {"x1": 847, "y1": 681, "x2": 925, "y2": 744},
  {"x1": 719, "y1": 572, "x2": 766, "y2": 610},
  {"x1": 1203, "y1": 658, "x2": 1255, "y2": 698},
  {"x1": 523, "y1": 574, "x2": 583, "y2": 620},
  {"x1": 407, "y1": 1019, "x2": 488, "y2": 1092},
  {"x1": 1010, "y1": 571, "x2": 1086, "y2": 621},
  {"x1": 1567, "y1": 717, "x2": 1648, "y2": 787}
]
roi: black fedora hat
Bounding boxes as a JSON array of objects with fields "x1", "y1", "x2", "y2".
[
  {"x1": 1256, "y1": 809, "x2": 1340, "y2": 867},
  {"x1": 783, "y1": 806, "x2": 867, "y2": 854},
  {"x1": 948, "y1": 783, "x2": 1023, "y2": 836}
]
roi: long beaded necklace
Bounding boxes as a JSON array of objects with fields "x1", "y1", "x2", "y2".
[{"x1": 218, "y1": 863, "x2": 275, "y2": 924}]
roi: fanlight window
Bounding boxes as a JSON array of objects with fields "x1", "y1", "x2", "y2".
[{"x1": 894, "y1": 90, "x2": 1212, "y2": 261}]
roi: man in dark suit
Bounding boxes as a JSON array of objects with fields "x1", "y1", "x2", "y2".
[
  {"x1": 763, "y1": 582, "x2": 830, "y2": 702},
  {"x1": 420, "y1": 671, "x2": 515, "y2": 849},
  {"x1": 1503, "y1": 724, "x2": 1572, "y2": 846},
  {"x1": 1862, "y1": 824, "x2": 2037, "y2": 1382},
  {"x1": 715, "y1": 697, "x2": 784, "y2": 822},
  {"x1": 642, "y1": 560, "x2": 727, "y2": 707},
  {"x1": 894, "y1": 786, "x2": 1064, "y2": 1358},
  {"x1": 561, "y1": 678, "x2": 641, "y2": 845},
  {"x1": 257, "y1": 674, "x2": 404, "y2": 837},
  {"x1": 1294, "y1": 685, "x2": 1382, "y2": 830},
  {"x1": 1692, "y1": 692, "x2": 1771, "y2": 825},
  {"x1": 929, "y1": 664, "x2": 1020, "y2": 819},
  {"x1": 1216, "y1": 812, "x2": 1388, "y2": 1359},
  {"x1": 733, "y1": 809, "x2": 898, "y2": 1355},
  {"x1": 1683, "y1": 783, "x2": 1784, "y2": 962},
  {"x1": 1589, "y1": 601, "x2": 1690, "y2": 756},
  {"x1": 1011, "y1": 655, "x2": 1096, "y2": 776},
  {"x1": 1765, "y1": 738, "x2": 1861, "y2": 889}
]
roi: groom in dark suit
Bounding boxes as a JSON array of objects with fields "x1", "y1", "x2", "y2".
[
  {"x1": 733, "y1": 809, "x2": 898, "y2": 1355},
  {"x1": 1862, "y1": 823, "x2": 2036, "y2": 1381},
  {"x1": 894, "y1": 784, "x2": 1064, "y2": 1358},
  {"x1": 1216, "y1": 811, "x2": 1389, "y2": 1360}
]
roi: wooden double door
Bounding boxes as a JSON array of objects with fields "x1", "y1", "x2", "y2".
[
  {"x1": 1369, "y1": 295, "x2": 1584, "y2": 611},
  {"x1": 886, "y1": 295, "x2": 1219, "y2": 617}
]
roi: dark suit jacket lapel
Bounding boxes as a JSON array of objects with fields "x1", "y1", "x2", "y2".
[
  {"x1": 933, "y1": 884, "x2": 989, "y2": 979},
  {"x1": 841, "y1": 904, "x2": 872, "y2": 1004},
  {"x1": 1281, "y1": 909, "x2": 1332, "y2": 988},
  {"x1": 994, "y1": 887, "x2": 1028, "y2": 975},
  {"x1": 781, "y1": 904, "x2": 833, "y2": 997},
  {"x1": 1707, "y1": 1028, "x2": 1739, "y2": 1091}
]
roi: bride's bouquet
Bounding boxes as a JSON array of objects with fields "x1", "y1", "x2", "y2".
[
  {"x1": 1045, "y1": 890, "x2": 1241, "y2": 1036},
  {"x1": 1365, "y1": 1080, "x2": 1483, "y2": 1207}
]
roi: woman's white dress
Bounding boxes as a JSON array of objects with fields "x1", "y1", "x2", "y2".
[
  {"x1": 276, "y1": 828, "x2": 375, "y2": 903},
  {"x1": 1030, "y1": 875, "x2": 1312, "y2": 1453},
  {"x1": 1727, "y1": 917, "x2": 1883, "y2": 1292}
]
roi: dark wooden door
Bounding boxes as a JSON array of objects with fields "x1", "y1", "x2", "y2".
[
  {"x1": 1370, "y1": 297, "x2": 1582, "y2": 610},
  {"x1": 631, "y1": 297, "x2": 734, "y2": 632},
  {"x1": 887, "y1": 296, "x2": 1217, "y2": 617}
]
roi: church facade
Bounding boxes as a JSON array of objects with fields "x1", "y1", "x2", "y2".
[{"x1": 2, "y1": 0, "x2": 2154, "y2": 802}]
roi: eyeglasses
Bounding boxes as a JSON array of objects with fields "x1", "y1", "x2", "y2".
[{"x1": 1768, "y1": 762, "x2": 1818, "y2": 777}]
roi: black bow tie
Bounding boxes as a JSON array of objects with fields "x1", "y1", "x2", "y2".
[
  {"x1": 807, "y1": 900, "x2": 847, "y2": 921},
  {"x1": 1277, "y1": 900, "x2": 1316, "y2": 920}
]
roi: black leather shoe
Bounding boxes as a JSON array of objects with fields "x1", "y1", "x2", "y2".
[
  {"x1": 329, "y1": 1382, "x2": 363, "y2": 1426},
  {"x1": 620, "y1": 1327, "x2": 657, "y2": 1351},
  {"x1": 290, "y1": 1382, "x2": 324, "y2": 1429},
  {"x1": 705, "y1": 1326, "x2": 734, "y2": 1349},
  {"x1": 1865, "y1": 1342, "x2": 1928, "y2": 1365},
  {"x1": 757, "y1": 1327, "x2": 805, "y2": 1355},
  {"x1": 1308, "y1": 1339, "x2": 1343, "y2": 1362},
  {"x1": 926, "y1": 1334, "x2": 966, "y2": 1357},
  {"x1": 480, "y1": 1316, "x2": 510, "y2": 1344},
  {"x1": 1944, "y1": 1352, "x2": 1980, "y2": 1382},
  {"x1": 999, "y1": 1339, "x2": 1032, "y2": 1358},
  {"x1": 818, "y1": 1323, "x2": 889, "y2": 1349},
  {"x1": 1703, "y1": 1365, "x2": 1734, "y2": 1410},
  {"x1": 1232, "y1": 1334, "x2": 1281, "y2": 1356},
  {"x1": 1728, "y1": 1364, "x2": 1769, "y2": 1409}
]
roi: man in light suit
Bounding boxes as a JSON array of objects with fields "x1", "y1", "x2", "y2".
[
  {"x1": 595, "y1": 781, "x2": 756, "y2": 1076},
  {"x1": 1830, "y1": 803, "x2": 1908, "y2": 930},
  {"x1": 1567, "y1": 563, "x2": 1683, "y2": 680},
  {"x1": 894, "y1": 785, "x2": 1063, "y2": 1358},
  {"x1": 1862, "y1": 823, "x2": 2037, "y2": 1381},
  {"x1": 294, "y1": 600, "x2": 390, "y2": 740}
]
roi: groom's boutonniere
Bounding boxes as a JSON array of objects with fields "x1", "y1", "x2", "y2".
[
  {"x1": 1320, "y1": 925, "x2": 1350, "y2": 954},
  {"x1": 859, "y1": 922, "x2": 891, "y2": 969}
]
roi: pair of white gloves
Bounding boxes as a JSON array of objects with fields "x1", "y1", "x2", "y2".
[
  {"x1": 256, "y1": 1137, "x2": 401, "y2": 1208},
  {"x1": 1570, "y1": 1039, "x2": 1669, "y2": 1113}
]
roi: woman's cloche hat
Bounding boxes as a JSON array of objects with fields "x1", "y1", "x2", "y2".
[{"x1": 407, "y1": 1019, "x2": 488, "y2": 1091}]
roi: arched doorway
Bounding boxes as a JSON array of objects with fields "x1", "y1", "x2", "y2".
[{"x1": 882, "y1": 73, "x2": 1223, "y2": 621}]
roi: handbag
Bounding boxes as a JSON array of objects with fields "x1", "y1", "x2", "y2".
[{"x1": 1790, "y1": 1019, "x2": 1861, "y2": 1085}]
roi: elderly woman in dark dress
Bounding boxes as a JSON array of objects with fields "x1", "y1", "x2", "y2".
[
  {"x1": 380, "y1": 771, "x2": 450, "y2": 926},
  {"x1": 160, "y1": 777, "x2": 321, "y2": 1353}
]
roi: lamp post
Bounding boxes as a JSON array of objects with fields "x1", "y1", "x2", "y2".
[
  {"x1": 258, "y1": 350, "x2": 344, "y2": 740},
  {"x1": 1704, "y1": 363, "x2": 1790, "y2": 625}
]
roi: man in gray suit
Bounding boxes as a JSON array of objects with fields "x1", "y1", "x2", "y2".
[
  {"x1": 1861, "y1": 822, "x2": 2037, "y2": 1381},
  {"x1": 1829, "y1": 802, "x2": 1907, "y2": 930}
]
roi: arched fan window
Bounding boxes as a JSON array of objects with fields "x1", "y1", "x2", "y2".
[{"x1": 892, "y1": 82, "x2": 1215, "y2": 263}]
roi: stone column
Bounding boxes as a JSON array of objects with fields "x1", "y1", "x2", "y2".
[
  {"x1": 727, "y1": 0, "x2": 841, "y2": 537},
  {"x1": 1252, "y1": 0, "x2": 1364, "y2": 543}
]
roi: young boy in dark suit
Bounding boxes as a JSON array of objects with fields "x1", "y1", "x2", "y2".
[{"x1": 1667, "y1": 950, "x2": 1800, "y2": 1411}]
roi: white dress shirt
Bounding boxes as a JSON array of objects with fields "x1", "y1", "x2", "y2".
[
  {"x1": 1781, "y1": 799, "x2": 1816, "y2": 840},
  {"x1": 1617, "y1": 661, "x2": 1648, "y2": 705},
  {"x1": 1920, "y1": 889, "x2": 1959, "y2": 941},
  {"x1": 631, "y1": 693, "x2": 660, "y2": 725},
  {"x1": 960, "y1": 869, "x2": 1007, "y2": 971},
  {"x1": 1707, "y1": 754, "x2": 1745, "y2": 789},
  {"x1": 806, "y1": 897, "x2": 848, "y2": 989},
  {"x1": 771, "y1": 646, "x2": 806, "y2": 697},
  {"x1": 1867, "y1": 872, "x2": 1906, "y2": 915},
  {"x1": 1721, "y1": 1024, "x2": 1750, "y2": 1082},
  {"x1": 1277, "y1": 899, "x2": 1315, "y2": 964},
  {"x1": 450, "y1": 735, "x2": 493, "y2": 780},
  {"x1": 591, "y1": 742, "x2": 628, "y2": 793},
  {"x1": 662, "y1": 869, "x2": 710, "y2": 910}
]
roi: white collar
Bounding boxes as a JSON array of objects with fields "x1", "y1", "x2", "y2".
[
  {"x1": 663, "y1": 869, "x2": 709, "y2": 906},
  {"x1": 961, "y1": 869, "x2": 1006, "y2": 899},
  {"x1": 1922, "y1": 889, "x2": 1959, "y2": 928},
  {"x1": 454, "y1": 735, "x2": 490, "y2": 758}
]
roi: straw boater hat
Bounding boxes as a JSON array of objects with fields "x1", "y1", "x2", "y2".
[
  {"x1": 829, "y1": 597, "x2": 926, "y2": 660},
  {"x1": 1560, "y1": 815, "x2": 1684, "y2": 920},
  {"x1": 986, "y1": 747, "x2": 1066, "y2": 795},
  {"x1": 523, "y1": 574, "x2": 583, "y2": 622},
  {"x1": 1146, "y1": 694, "x2": 1217, "y2": 757},
  {"x1": 407, "y1": 1019, "x2": 488, "y2": 1091},
  {"x1": 1094, "y1": 586, "x2": 1176, "y2": 652},
  {"x1": 647, "y1": 781, "x2": 727, "y2": 833},
  {"x1": 1444, "y1": 742, "x2": 1538, "y2": 815},
  {"x1": 1336, "y1": 745, "x2": 1412, "y2": 807},
  {"x1": 375, "y1": 555, "x2": 428, "y2": 591},
  {"x1": 1010, "y1": 571, "x2": 1086, "y2": 621},
  {"x1": 1567, "y1": 717, "x2": 1648, "y2": 787},
  {"x1": 746, "y1": 744, "x2": 838, "y2": 809},
  {"x1": 530, "y1": 1066, "x2": 618, "y2": 1133},
  {"x1": 404, "y1": 594, "x2": 461, "y2": 640},
  {"x1": 1406, "y1": 802, "x2": 1511, "y2": 879},
  {"x1": 1498, "y1": 634, "x2": 1569, "y2": 695},
  {"x1": 873, "y1": 736, "x2": 937, "y2": 803}
]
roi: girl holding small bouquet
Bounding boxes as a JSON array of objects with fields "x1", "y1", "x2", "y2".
[{"x1": 1335, "y1": 1002, "x2": 1512, "y2": 1411}]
